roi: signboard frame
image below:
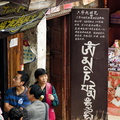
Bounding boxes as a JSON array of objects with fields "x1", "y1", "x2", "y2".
[{"x1": 70, "y1": 8, "x2": 109, "y2": 120}]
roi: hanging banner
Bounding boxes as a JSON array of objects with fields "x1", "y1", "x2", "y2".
[
  {"x1": 23, "y1": 40, "x2": 36, "y2": 64},
  {"x1": 7, "y1": 0, "x2": 30, "y2": 7},
  {"x1": 0, "y1": 8, "x2": 47, "y2": 34},
  {"x1": 0, "y1": 3, "x2": 27, "y2": 16},
  {"x1": 70, "y1": 8, "x2": 109, "y2": 120}
]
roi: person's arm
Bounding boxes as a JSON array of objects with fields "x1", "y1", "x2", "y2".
[
  {"x1": 4, "y1": 102, "x2": 14, "y2": 112},
  {"x1": 51, "y1": 86, "x2": 59, "y2": 106},
  {"x1": 4, "y1": 89, "x2": 14, "y2": 112}
]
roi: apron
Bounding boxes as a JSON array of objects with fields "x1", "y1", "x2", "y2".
[{"x1": 46, "y1": 83, "x2": 56, "y2": 120}]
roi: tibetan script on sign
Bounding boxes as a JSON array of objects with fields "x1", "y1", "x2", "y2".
[{"x1": 70, "y1": 8, "x2": 109, "y2": 120}]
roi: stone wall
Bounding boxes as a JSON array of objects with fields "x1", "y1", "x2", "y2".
[
  {"x1": 23, "y1": 17, "x2": 47, "y2": 86},
  {"x1": 24, "y1": 27, "x2": 37, "y2": 85}
]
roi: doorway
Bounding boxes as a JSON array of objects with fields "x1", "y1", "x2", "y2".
[
  {"x1": 0, "y1": 38, "x2": 8, "y2": 118},
  {"x1": 0, "y1": 33, "x2": 24, "y2": 120},
  {"x1": 47, "y1": 15, "x2": 71, "y2": 120}
]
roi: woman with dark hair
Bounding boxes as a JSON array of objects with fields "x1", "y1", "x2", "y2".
[{"x1": 34, "y1": 68, "x2": 59, "y2": 120}]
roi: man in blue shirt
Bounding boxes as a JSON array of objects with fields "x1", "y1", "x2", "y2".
[{"x1": 4, "y1": 71, "x2": 31, "y2": 114}]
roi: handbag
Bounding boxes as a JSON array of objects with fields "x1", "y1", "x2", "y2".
[
  {"x1": 46, "y1": 83, "x2": 56, "y2": 120},
  {"x1": 44, "y1": 103, "x2": 48, "y2": 120}
]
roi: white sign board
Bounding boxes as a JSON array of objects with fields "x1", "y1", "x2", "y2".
[{"x1": 10, "y1": 38, "x2": 18, "y2": 48}]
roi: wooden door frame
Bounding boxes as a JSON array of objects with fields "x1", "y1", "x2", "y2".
[
  {"x1": 62, "y1": 15, "x2": 67, "y2": 120},
  {"x1": 0, "y1": 38, "x2": 8, "y2": 117},
  {"x1": 65, "y1": 15, "x2": 71, "y2": 120},
  {"x1": 62, "y1": 15, "x2": 71, "y2": 120},
  {"x1": 7, "y1": 33, "x2": 23, "y2": 88},
  {"x1": 47, "y1": 15, "x2": 71, "y2": 120}
]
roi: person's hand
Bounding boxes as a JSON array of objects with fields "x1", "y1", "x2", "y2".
[
  {"x1": 20, "y1": 107, "x2": 23, "y2": 110},
  {"x1": 48, "y1": 94, "x2": 54, "y2": 101}
]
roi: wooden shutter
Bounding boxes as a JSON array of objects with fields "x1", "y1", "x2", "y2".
[{"x1": 7, "y1": 33, "x2": 23, "y2": 88}]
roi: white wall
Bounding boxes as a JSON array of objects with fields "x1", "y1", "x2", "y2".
[{"x1": 37, "y1": 16, "x2": 47, "y2": 69}]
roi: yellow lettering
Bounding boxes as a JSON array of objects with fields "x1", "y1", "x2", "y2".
[
  {"x1": 0, "y1": 21, "x2": 8, "y2": 29},
  {"x1": 0, "y1": 10, "x2": 44, "y2": 33},
  {"x1": 2, "y1": 6, "x2": 10, "y2": 14},
  {"x1": 2, "y1": 5, "x2": 26, "y2": 15},
  {"x1": 6, "y1": 19, "x2": 17, "y2": 28},
  {"x1": 17, "y1": 6, "x2": 26, "y2": 12},
  {"x1": 37, "y1": 11, "x2": 44, "y2": 18},
  {"x1": 20, "y1": 21, "x2": 39, "y2": 32},
  {"x1": 24, "y1": 16, "x2": 30, "y2": 23}
]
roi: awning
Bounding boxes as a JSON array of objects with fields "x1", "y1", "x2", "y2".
[
  {"x1": 4, "y1": 0, "x2": 81, "y2": 7},
  {"x1": 0, "y1": 0, "x2": 57, "y2": 34},
  {"x1": 46, "y1": 9, "x2": 71, "y2": 20},
  {"x1": 0, "y1": 9, "x2": 47, "y2": 34},
  {"x1": 3, "y1": 0, "x2": 30, "y2": 7},
  {"x1": 0, "y1": 2, "x2": 47, "y2": 34}
]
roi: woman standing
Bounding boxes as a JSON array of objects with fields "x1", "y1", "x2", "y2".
[{"x1": 34, "y1": 68, "x2": 59, "y2": 120}]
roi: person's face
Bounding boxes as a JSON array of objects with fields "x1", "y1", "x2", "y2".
[
  {"x1": 26, "y1": 88, "x2": 33, "y2": 101},
  {"x1": 37, "y1": 74, "x2": 48, "y2": 84},
  {"x1": 12, "y1": 73, "x2": 24, "y2": 87}
]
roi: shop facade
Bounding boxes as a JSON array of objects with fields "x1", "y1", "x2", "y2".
[
  {"x1": 46, "y1": 0, "x2": 109, "y2": 119},
  {"x1": 0, "y1": 0, "x2": 113, "y2": 120}
]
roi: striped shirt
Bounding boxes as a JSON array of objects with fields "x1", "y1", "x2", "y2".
[{"x1": 4, "y1": 87, "x2": 31, "y2": 108}]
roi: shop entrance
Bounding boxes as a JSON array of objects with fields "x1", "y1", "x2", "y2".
[
  {"x1": 0, "y1": 33, "x2": 23, "y2": 119},
  {"x1": 47, "y1": 15, "x2": 70, "y2": 120}
]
